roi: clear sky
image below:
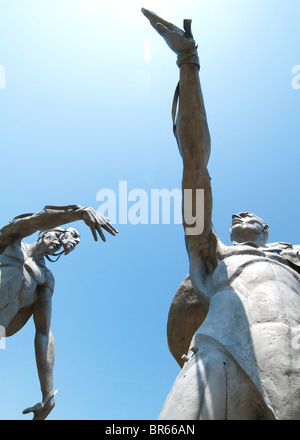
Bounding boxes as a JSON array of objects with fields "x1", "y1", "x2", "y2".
[{"x1": 0, "y1": 0, "x2": 299, "y2": 420}]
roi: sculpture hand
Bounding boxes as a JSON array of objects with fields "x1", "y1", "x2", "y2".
[
  {"x1": 81, "y1": 207, "x2": 118, "y2": 242},
  {"x1": 23, "y1": 390, "x2": 58, "y2": 420},
  {"x1": 142, "y1": 8, "x2": 195, "y2": 55}
]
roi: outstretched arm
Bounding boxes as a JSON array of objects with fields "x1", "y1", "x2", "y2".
[
  {"x1": 0, "y1": 204, "x2": 118, "y2": 253},
  {"x1": 142, "y1": 10, "x2": 214, "y2": 265}
]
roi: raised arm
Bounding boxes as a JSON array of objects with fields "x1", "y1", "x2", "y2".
[
  {"x1": 0, "y1": 204, "x2": 118, "y2": 253},
  {"x1": 142, "y1": 10, "x2": 214, "y2": 265}
]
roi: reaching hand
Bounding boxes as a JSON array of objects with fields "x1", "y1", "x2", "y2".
[
  {"x1": 23, "y1": 390, "x2": 58, "y2": 420},
  {"x1": 142, "y1": 8, "x2": 196, "y2": 55},
  {"x1": 81, "y1": 207, "x2": 118, "y2": 242}
]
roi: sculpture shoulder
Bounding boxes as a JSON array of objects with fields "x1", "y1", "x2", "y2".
[
  {"x1": 0, "y1": 239, "x2": 24, "y2": 263},
  {"x1": 20, "y1": 243, "x2": 55, "y2": 292},
  {"x1": 34, "y1": 261, "x2": 55, "y2": 292},
  {"x1": 42, "y1": 266, "x2": 55, "y2": 292},
  {"x1": 266, "y1": 242, "x2": 300, "y2": 271}
]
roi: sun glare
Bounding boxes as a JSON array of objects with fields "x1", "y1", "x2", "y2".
[{"x1": 109, "y1": 0, "x2": 171, "y2": 22}]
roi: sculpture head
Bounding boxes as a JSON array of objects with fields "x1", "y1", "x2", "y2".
[
  {"x1": 37, "y1": 227, "x2": 80, "y2": 260},
  {"x1": 229, "y1": 212, "x2": 269, "y2": 247}
]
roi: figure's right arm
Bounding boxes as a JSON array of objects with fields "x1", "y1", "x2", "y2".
[
  {"x1": 0, "y1": 205, "x2": 83, "y2": 253},
  {"x1": 0, "y1": 204, "x2": 118, "y2": 254},
  {"x1": 142, "y1": 9, "x2": 215, "y2": 269},
  {"x1": 176, "y1": 58, "x2": 214, "y2": 263}
]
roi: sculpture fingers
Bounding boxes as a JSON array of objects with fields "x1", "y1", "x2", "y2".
[
  {"x1": 155, "y1": 23, "x2": 171, "y2": 38},
  {"x1": 82, "y1": 208, "x2": 118, "y2": 241},
  {"x1": 142, "y1": 9, "x2": 195, "y2": 55},
  {"x1": 101, "y1": 222, "x2": 118, "y2": 236},
  {"x1": 87, "y1": 211, "x2": 106, "y2": 242},
  {"x1": 32, "y1": 404, "x2": 54, "y2": 421},
  {"x1": 23, "y1": 403, "x2": 48, "y2": 420},
  {"x1": 23, "y1": 402, "x2": 43, "y2": 414},
  {"x1": 89, "y1": 223, "x2": 98, "y2": 242},
  {"x1": 22, "y1": 389, "x2": 58, "y2": 419},
  {"x1": 82, "y1": 208, "x2": 99, "y2": 238},
  {"x1": 95, "y1": 223, "x2": 106, "y2": 242},
  {"x1": 22, "y1": 402, "x2": 47, "y2": 420},
  {"x1": 183, "y1": 19, "x2": 194, "y2": 38},
  {"x1": 95, "y1": 211, "x2": 118, "y2": 236},
  {"x1": 141, "y1": 8, "x2": 179, "y2": 31}
]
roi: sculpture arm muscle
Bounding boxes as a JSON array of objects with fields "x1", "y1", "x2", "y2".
[
  {"x1": 141, "y1": 9, "x2": 215, "y2": 266},
  {"x1": 33, "y1": 286, "x2": 55, "y2": 400},
  {"x1": 0, "y1": 205, "x2": 83, "y2": 253},
  {"x1": 176, "y1": 63, "x2": 213, "y2": 262}
]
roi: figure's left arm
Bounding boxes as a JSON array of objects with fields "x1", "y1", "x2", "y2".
[
  {"x1": 23, "y1": 286, "x2": 57, "y2": 420},
  {"x1": 267, "y1": 242, "x2": 300, "y2": 268},
  {"x1": 0, "y1": 204, "x2": 118, "y2": 253},
  {"x1": 280, "y1": 245, "x2": 300, "y2": 267}
]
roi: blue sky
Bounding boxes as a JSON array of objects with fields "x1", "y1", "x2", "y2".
[{"x1": 0, "y1": 0, "x2": 299, "y2": 420}]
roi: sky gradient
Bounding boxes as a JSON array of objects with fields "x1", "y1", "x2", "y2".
[{"x1": 0, "y1": 0, "x2": 299, "y2": 420}]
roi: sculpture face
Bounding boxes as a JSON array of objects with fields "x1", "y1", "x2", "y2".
[
  {"x1": 39, "y1": 230, "x2": 63, "y2": 255},
  {"x1": 38, "y1": 228, "x2": 80, "y2": 256},
  {"x1": 59, "y1": 228, "x2": 81, "y2": 255},
  {"x1": 229, "y1": 212, "x2": 269, "y2": 246}
]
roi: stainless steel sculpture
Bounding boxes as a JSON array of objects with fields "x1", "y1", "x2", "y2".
[
  {"x1": 143, "y1": 8, "x2": 300, "y2": 420},
  {"x1": 0, "y1": 204, "x2": 117, "y2": 419}
]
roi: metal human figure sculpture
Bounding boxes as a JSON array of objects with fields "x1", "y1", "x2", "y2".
[
  {"x1": 143, "y1": 9, "x2": 300, "y2": 419},
  {"x1": 0, "y1": 204, "x2": 117, "y2": 420}
]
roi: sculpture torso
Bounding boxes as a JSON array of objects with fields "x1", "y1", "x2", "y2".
[
  {"x1": 0, "y1": 241, "x2": 54, "y2": 322},
  {"x1": 190, "y1": 239, "x2": 300, "y2": 418}
]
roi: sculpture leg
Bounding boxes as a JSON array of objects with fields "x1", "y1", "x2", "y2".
[
  {"x1": 0, "y1": 303, "x2": 19, "y2": 331},
  {"x1": 159, "y1": 347, "x2": 227, "y2": 420},
  {"x1": 159, "y1": 344, "x2": 270, "y2": 420}
]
